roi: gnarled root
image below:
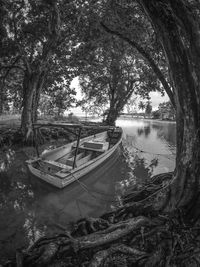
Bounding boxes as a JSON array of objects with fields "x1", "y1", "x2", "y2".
[
  {"x1": 21, "y1": 216, "x2": 154, "y2": 266},
  {"x1": 10, "y1": 172, "x2": 200, "y2": 267},
  {"x1": 89, "y1": 244, "x2": 148, "y2": 267}
]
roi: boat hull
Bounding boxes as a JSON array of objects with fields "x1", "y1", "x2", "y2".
[{"x1": 27, "y1": 130, "x2": 122, "y2": 188}]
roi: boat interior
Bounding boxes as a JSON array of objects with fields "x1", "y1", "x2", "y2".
[{"x1": 31, "y1": 128, "x2": 122, "y2": 178}]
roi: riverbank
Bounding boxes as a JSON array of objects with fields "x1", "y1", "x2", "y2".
[{"x1": 0, "y1": 115, "x2": 102, "y2": 149}]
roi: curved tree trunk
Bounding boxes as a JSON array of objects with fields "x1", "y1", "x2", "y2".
[
  {"x1": 170, "y1": 106, "x2": 200, "y2": 218},
  {"x1": 139, "y1": 0, "x2": 200, "y2": 214}
]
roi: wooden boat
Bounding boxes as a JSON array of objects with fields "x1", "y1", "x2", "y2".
[{"x1": 27, "y1": 124, "x2": 123, "y2": 188}]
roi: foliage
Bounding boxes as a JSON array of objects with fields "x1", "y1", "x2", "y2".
[
  {"x1": 40, "y1": 86, "x2": 76, "y2": 116},
  {"x1": 145, "y1": 101, "x2": 152, "y2": 116},
  {"x1": 158, "y1": 101, "x2": 176, "y2": 120},
  {"x1": 0, "y1": 0, "x2": 80, "y2": 133},
  {"x1": 152, "y1": 110, "x2": 160, "y2": 119},
  {"x1": 100, "y1": 0, "x2": 174, "y2": 105},
  {"x1": 125, "y1": 96, "x2": 137, "y2": 114},
  {"x1": 138, "y1": 101, "x2": 145, "y2": 111},
  {"x1": 74, "y1": 24, "x2": 161, "y2": 123}
]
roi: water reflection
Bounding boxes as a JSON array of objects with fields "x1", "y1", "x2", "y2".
[
  {"x1": 30, "y1": 149, "x2": 125, "y2": 228},
  {"x1": 152, "y1": 122, "x2": 176, "y2": 149},
  {"x1": 0, "y1": 148, "x2": 16, "y2": 171},
  {"x1": 0, "y1": 118, "x2": 176, "y2": 263},
  {"x1": 0, "y1": 146, "x2": 128, "y2": 263},
  {"x1": 137, "y1": 125, "x2": 151, "y2": 138},
  {"x1": 116, "y1": 152, "x2": 159, "y2": 194},
  {"x1": 0, "y1": 148, "x2": 39, "y2": 261},
  {"x1": 132, "y1": 155, "x2": 158, "y2": 182},
  {"x1": 117, "y1": 118, "x2": 176, "y2": 176}
]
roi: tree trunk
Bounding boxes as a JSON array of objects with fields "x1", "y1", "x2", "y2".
[
  {"x1": 21, "y1": 71, "x2": 39, "y2": 138},
  {"x1": 105, "y1": 95, "x2": 118, "y2": 126},
  {"x1": 169, "y1": 106, "x2": 200, "y2": 215},
  {"x1": 32, "y1": 73, "x2": 45, "y2": 122},
  {"x1": 105, "y1": 108, "x2": 118, "y2": 126},
  {"x1": 139, "y1": 0, "x2": 200, "y2": 213},
  {"x1": 0, "y1": 81, "x2": 4, "y2": 115}
]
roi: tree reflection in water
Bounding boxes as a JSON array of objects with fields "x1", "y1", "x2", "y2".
[
  {"x1": 137, "y1": 125, "x2": 151, "y2": 138},
  {"x1": 131, "y1": 155, "x2": 158, "y2": 183},
  {"x1": 0, "y1": 120, "x2": 176, "y2": 263},
  {"x1": 0, "y1": 148, "x2": 15, "y2": 171},
  {"x1": 0, "y1": 147, "x2": 45, "y2": 263},
  {"x1": 118, "y1": 136, "x2": 159, "y2": 194},
  {"x1": 152, "y1": 123, "x2": 176, "y2": 149}
]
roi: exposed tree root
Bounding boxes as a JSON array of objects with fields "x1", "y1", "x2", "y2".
[
  {"x1": 5, "y1": 172, "x2": 200, "y2": 267},
  {"x1": 89, "y1": 244, "x2": 148, "y2": 267}
]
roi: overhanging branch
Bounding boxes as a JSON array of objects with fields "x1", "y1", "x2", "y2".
[{"x1": 100, "y1": 22, "x2": 176, "y2": 108}]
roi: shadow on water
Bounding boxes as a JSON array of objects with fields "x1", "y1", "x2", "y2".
[
  {"x1": 0, "y1": 145, "x2": 129, "y2": 263},
  {"x1": 0, "y1": 148, "x2": 35, "y2": 262},
  {"x1": 30, "y1": 148, "x2": 124, "y2": 223}
]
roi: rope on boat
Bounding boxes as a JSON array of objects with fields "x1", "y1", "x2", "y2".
[{"x1": 70, "y1": 171, "x2": 122, "y2": 205}]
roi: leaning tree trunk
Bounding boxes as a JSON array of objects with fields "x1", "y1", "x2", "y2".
[
  {"x1": 139, "y1": 0, "x2": 200, "y2": 215},
  {"x1": 21, "y1": 71, "x2": 39, "y2": 138}
]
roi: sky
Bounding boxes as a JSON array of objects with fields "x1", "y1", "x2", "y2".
[{"x1": 68, "y1": 77, "x2": 169, "y2": 116}]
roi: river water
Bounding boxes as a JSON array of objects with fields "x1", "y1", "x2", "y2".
[{"x1": 0, "y1": 118, "x2": 176, "y2": 262}]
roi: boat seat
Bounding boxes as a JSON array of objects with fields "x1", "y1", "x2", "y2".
[
  {"x1": 43, "y1": 159, "x2": 72, "y2": 169},
  {"x1": 58, "y1": 152, "x2": 84, "y2": 165},
  {"x1": 56, "y1": 154, "x2": 70, "y2": 164},
  {"x1": 76, "y1": 153, "x2": 92, "y2": 167},
  {"x1": 63, "y1": 152, "x2": 84, "y2": 167},
  {"x1": 79, "y1": 141, "x2": 109, "y2": 152},
  {"x1": 83, "y1": 141, "x2": 104, "y2": 149},
  {"x1": 55, "y1": 168, "x2": 72, "y2": 178},
  {"x1": 55, "y1": 154, "x2": 92, "y2": 177}
]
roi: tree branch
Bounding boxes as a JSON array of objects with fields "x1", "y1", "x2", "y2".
[
  {"x1": 100, "y1": 22, "x2": 176, "y2": 108},
  {"x1": 0, "y1": 56, "x2": 24, "y2": 81},
  {"x1": 0, "y1": 65, "x2": 24, "y2": 72}
]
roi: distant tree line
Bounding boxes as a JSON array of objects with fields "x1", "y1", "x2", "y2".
[{"x1": 152, "y1": 101, "x2": 175, "y2": 120}]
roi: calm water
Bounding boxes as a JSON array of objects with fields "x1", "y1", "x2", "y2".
[{"x1": 0, "y1": 118, "x2": 176, "y2": 262}]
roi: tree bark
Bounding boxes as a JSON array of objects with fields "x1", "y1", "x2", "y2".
[
  {"x1": 32, "y1": 72, "x2": 45, "y2": 122},
  {"x1": 21, "y1": 71, "x2": 39, "y2": 138},
  {"x1": 0, "y1": 81, "x2": 4, "y2": 115},
  {"x1": 138, "y1": 0, "x2": 200, "y2": 213},
  {"x1": 105, "y1": 107, "x2": 118, "y2": 125}
]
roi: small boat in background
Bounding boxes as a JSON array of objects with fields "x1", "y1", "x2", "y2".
[{"x1": 27, "y1": 123, "x2": 123, "y2": 188}]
